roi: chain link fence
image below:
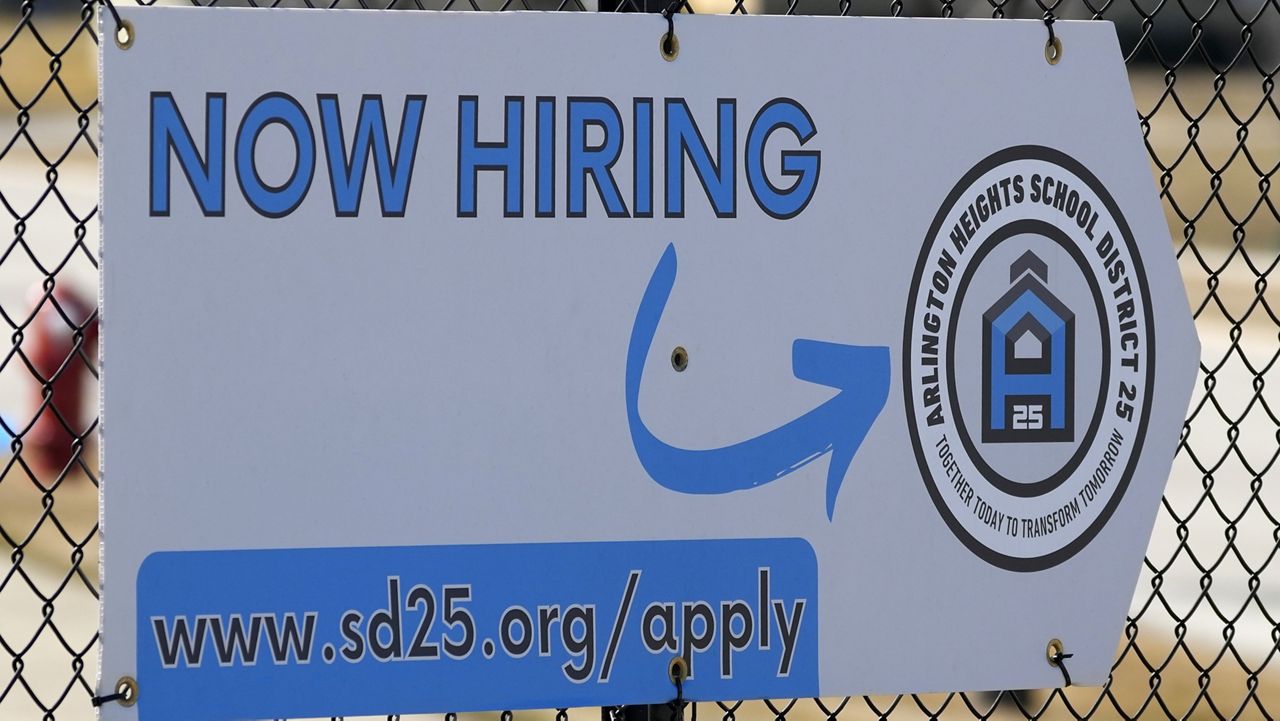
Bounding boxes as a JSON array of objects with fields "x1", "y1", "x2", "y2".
[{"x1": 0, "y1": 0, "x2": 1276, "y2": 718}]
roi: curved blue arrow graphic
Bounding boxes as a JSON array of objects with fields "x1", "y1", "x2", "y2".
[{"x1": 626, "y1": 243, "x2": 892, "y2": 520}]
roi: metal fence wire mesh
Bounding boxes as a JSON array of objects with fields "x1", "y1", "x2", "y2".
[{"x1": 0, "y1": 0, "x2": 1277, "y2": 718}]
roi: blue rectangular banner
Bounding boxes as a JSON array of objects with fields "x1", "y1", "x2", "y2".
[{"x1": 136, "y1": 539, "x2": 819, "y2": 721}]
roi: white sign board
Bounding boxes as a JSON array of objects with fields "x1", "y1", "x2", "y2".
[{"x1": 100, "y1": 8, "x2": 1199, "y2": 721}]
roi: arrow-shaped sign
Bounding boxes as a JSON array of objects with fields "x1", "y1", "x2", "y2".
[{"x1": 625, "y1": 243, "x2": 892, "y2": 519}]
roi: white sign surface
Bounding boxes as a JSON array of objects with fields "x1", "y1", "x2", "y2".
[{"x1": 100, "y1": 8, "x2": 1199, "y2": 721}]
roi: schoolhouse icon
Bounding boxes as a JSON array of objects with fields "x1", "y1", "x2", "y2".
[{"x1": 982, "y1": 250, "x2": 1075, "y2": 443}]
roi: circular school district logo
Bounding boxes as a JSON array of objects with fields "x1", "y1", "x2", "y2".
[{"x1": 903, "y1": 146, "x2": 1156, "y2": 571}]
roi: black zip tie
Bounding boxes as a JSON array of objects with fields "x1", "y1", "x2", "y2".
[
  {"x1": 1038, "y1": 10, "x2": 1064, "y2": 64},
  {"x1": 1041, "y1": 10, "x2": 1062, "y2": 64},
  {"x1": 668, "y1": 656, "x2": 689, "y2": 721},
  {"x1": 91, "y1": 690, "x2": 127, "y2": 707},
  {"x1": 662, "y1": 1, "x2": 680, "y2": 30},
  {"x1": 93, "y1": 676, "x2": 138, "y2": 708},
  {"x1": 1049, "y1": 648, "x2": 1074, "y2": 687},
  {"x1": 660, "y1": 0, "x2": 682, "y2": 58}
]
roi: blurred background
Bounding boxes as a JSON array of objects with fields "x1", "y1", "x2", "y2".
[{"x1": 0, "y1": 0, "x2": 1275, "y2": 719}]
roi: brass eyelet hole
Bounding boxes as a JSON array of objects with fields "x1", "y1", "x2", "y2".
[
  {"x1": 114, "y1": 20, "x2": 134, "y2": 50},
  {"x1": 660, "y1": 31, "x2": 679, "y2": 62},
  {"x1": 1044, "y1": 36, "x2": 1062, "y2": 65},
  {"x1": 671, "y1": 346, "x2": 688, "y2": 372},
  {"x1": 1046, "y1": 638, "x2": 1064, "y2": 665},
  {"x1": 116, "y1": 676, "x2": 139, "y2": 707},
  {"x1": 668, "y1": 655, "x2": 689, "y2": 683}
]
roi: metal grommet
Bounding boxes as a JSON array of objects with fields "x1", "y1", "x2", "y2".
[
  {"x1": 1044, "y1": 36, "x2": 1062, "y2": 65},
  {"x1": 114, "y1": 19, "x2": 134, "y2": 50},
  {"x1": 1045, "y1": 638, "x2": 1064, "y2": 665},
  {"x1": 116, "y1": 676, "x2": 139, "y2": 707},
  {"x1": 671, "y1": 346, "x2": 688, "y2": 372},
  {"x1": 660, "y1": 31, "x2": 679, "y2": 62},
  {"x1": 668, "y1": 656, "x2": 689, "y2": 684}
]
